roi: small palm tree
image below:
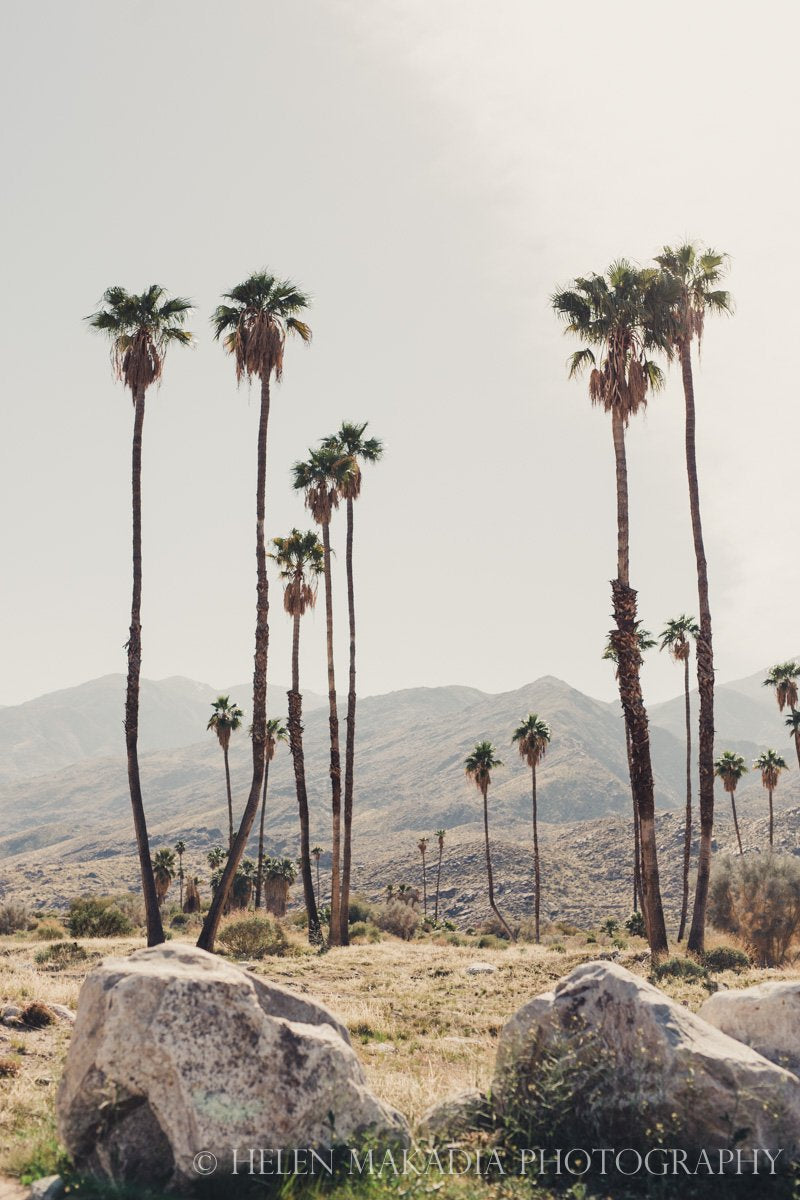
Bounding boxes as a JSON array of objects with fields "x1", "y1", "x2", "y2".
[
  {"x1": 231, "y1": 858, "x2": 256, "y2": 911},
  {"x1": 659, "y1": 615, "x2": 700, "y2": 941},
  {"x1": 87, "y1": 284, "x2": 193, "y2": 947},
  {"x1": 263, "y1": 856, "x2": 297, "y2": 918},
  {"x1": 183, "y1": 875, "x2": 201, "y2": 914},
  {"x1": 152, "y1": 848, "x2": 176, "y2": 907},
  {"x1": 786, "y1": 711, "x2": 800, "y2": 779},
  {"x1": 417, "y1": 837, "x2": 429, "y2": 916},
  {"x1": 714, "y1": 752, "x2": 748, "y2": 856},
  {"x1": 207, "y1": 696, "x2": 244, "y2": 849},
  {"x1": 433, "y1": 829, "x2": 446, "y2": 922},
  {"x1": 512, "y1": 714, "x2": 551, "y2": 943},
  {"x1": 198, "y1": 271, "x2": 311, "y2": 955},
  {"x1": 465, "y1": 741, "x2": 514, "y2": 941},
  {"x1": 764, "y1": 663, "x2": 800, "y2": 772},
  {"x1": 207, "y1": 846, "x2": 227, "y2": 871},
  {"x1": 311, "y1": 846, "x2": 323, "y2": 909},
  {"x1": 174, "y1": 840, "x2": 186, "y2": 909},
  {"x1": 270, "y1": 529, "x2": 324, "y2": 942},
  {"x1": 254, "y1": 718, "x2": 288, "y2": 909},
  {"x1": 753, "y1": 750, "x2": 788, "y2": 849}
]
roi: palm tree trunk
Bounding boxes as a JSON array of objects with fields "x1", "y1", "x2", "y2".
[
  {"x1": 254, "y1": 755, "x2": 270, "y2": 909},
  {"x1": 126, "y1": 388, "x2": 164, "y2": 948},
  {"x1": 681, "y1": 346, "x2": 716, "y2": 955},
  {"x1": 625, "y1": 726, "x2": 643, "y2": 912},
  {"x1": 421, "y1": 850, "x2": 427, "y2": 916},
  {"x1": 316, "y1": 858, "x2": 321, "y2": 909},
  {"x1": 532, "y1": 764, "x2": 541, "y2": 944},
  {"x1": 769, "y1": 788, "x2": 774, "y2": 850},
  {"x1": 677, "y1": 654, "x2": 693, "y2": 942},
  {"x1": 321, "y1": 520, "x2": 343, "y2": 946},
  {"x1": 610, "y1": 412, "x2": 668, "y2": 956},
  {"x1": 434, "y1": 844, "x2": 443, "y2": 922},
  {"x1": 791, "y1": 708, "x2": 800, "y2": 772},
  {"x1": 287, "y1": 608, "x2": 321, "y2": 943},
  {"x1": 730, "y1": 793, "x2": 743, "y2": 856},
  {"x1": 481, "y1": 784, "x2": 515, "y2": 941},
  {"x1": 223, "y1": 745, "x2": 234, "y2": 850},
  {"x1": 339, "y1": 496, "x2": 357, "y2": 945},
  {"x1": 198, "y1": 375, "x2": 271, "y2": 952},
  {"x1": 178, "y1": 861, "x2": 183, "y2": 909}
]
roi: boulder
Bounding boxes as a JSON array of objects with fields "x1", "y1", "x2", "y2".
[
  {"x1": 700, "y1": 981, "x2": 800, "y2": 1071},
  {"x1": 492, "y1": 960, "x2": 800, "y2": 1161},
  {"x1": 465, "y1": 962, "x2": 496, "y2": 975},
  {"x1": 57, "y1": 944, "x2": 409, "y2": 1189},
  {"x1": 418, "y1": 1088, "x2": 492, "y2": 1141}
]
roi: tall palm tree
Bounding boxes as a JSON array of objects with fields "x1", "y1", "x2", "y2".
[
  {"x1": 207, "y1": 696, "x2": 244, "y2": 849},
  {"x1": 603, "y1": 624, "x2": 656, "y2": 914},
  {"x1": 553, "y1": 263, "x2": 669, "y2": 956},
  {"x1": 714, "y1": 751, "x2": 748, "y2": 856},
  {"x1": 152, "y1": 847, "x2": 176, "y2": 907},
  {"x1": 512, "y1": 713, "x2": 551, "y2": 944},
  {"x1": 464, "y1": 741, "x2": 515, "y2": 941},
  {"x1": 417, "y1": 837, "x2": 429, "y2": 916},
  {"x1": 652, "y1": 244, "x2": 731, "y2": 954},
  {"x1": 320, "y1": 422, "x2": 384, "y2": 945},
  {"x1": 174, "y1": 840, "x2": 186, "y2": 909},
  {"x1": 764, "y1": 663, "x2": 800, "y2": 771},
  {"x1": 292, "y1": 447, "x2": 350, "y2": 945},
  {"x1": 659, "y1": 615, "x2": 700, "y2": 941},
  {"x1": 270, "y1": 529, "x2": 324, "y2": 942},
  {"x1": 199, "y1": 272, "x2": 311, "y2": 952},
  {"x1": 753, "y1": 750, "x2": 788, "y2": 849},
  {"x1": 254, "y1": 717, "x2": 288, "y2": 909},
  {"x1": 311, "y1": 846, "x2": 323, "y2": 909},
  {"x1": 433, "y1": 829, "x2": 446, "y2": 922},
  {"x1": 87, "y1": 285, "x2": 193, "y2": 948}
]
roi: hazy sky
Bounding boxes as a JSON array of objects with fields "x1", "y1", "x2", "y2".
[{"x1": 2, "y1": 0, "x2": 798, "y2": 711}]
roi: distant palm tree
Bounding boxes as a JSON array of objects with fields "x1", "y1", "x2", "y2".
[
  {"x1": 183, "y1": 875, "x2": 201, "y2": 914},
  {"x1": 753, "y1": 750, "x2": 788, "y2": 849},
  {"x1": 87, "y1": 284, "x2": 193, "y2": 947},
  {"x1": 207, "y1": 696, "x2": 244, "y2": 849},
  {"x1": 553, "y1": 262, "x2": 669, "y2": 957},
  {"x1": 653, "y1": 244, "x2": 731, "y2": 956},
  {"x1": 270, "y1": 529, "x2": 324, "y2": 942},
  {"x1": 659, "y1": 615, "x2": 699, "y2": 941},
  {"x1": 512, "y1": 713, "x2": 551, "y2": 943},
  {"x1": 174, "y1": 840, "x2": 186, "y2": 909},
  {"x1": 433, "y1": 829, "x2": 446, "y2": 922},
  {"x1": 764, "y1": 663, "x2": 800, "y2": 771},
  {"x1": 464, "y1": 741, "x2": 515, "y2": 941},
  {"x1": 231, "y1": 858, "x2": 256, "y2": 911},
  {"x1": 152, "y1": 848, "x2": 176, "y2": 907},
  {"x1": 786, "y1": 711, "x2": 800, "y2": 780},
  {"x1": 417, "y1": 837, "x2": 429, "y2": 916},
  {"x1": 714, "y1": 751, "x2": 748, "y2": 856},
  {"x1": 207, "y1": 846, "x2": 227, "y2": 872},
  {"x1": 321, "y1": 422, "x2": 384, "y2": 945},
  {"x1": 263, "y1": 856, "x2": 297, "y2": 918},
  {"x1": 292, "y1": 447, "x2": 350, "y2": 945},
  {"x1": 254, "y1": 718, "x2": 288, "y2": 909},
  {"x1": 311, "y1": 846, "x2": 323, "y2": 909},
  {"x1": 199, "y1": 271, "x2": 311, "y2": 955}
]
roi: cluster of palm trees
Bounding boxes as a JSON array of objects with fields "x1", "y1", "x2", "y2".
[{"x1": 89, "y1": 273, "x2": 382, "y2": 951}]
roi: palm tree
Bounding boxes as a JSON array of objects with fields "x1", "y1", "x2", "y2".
[
  {"x1": 270, "y1": 529, "x2": 324, "y2": 942},
  {"x1": 254, "y1": 717, "x2": 288, "y2": 908},
  {"x1": 152, "y1": 848, "x2": 176, "y2": 907},
  {"x1": 199, "y1": 272, "x2": 311, "y2": 953},
  {"x1": 659, "y1": 615, "x2": 700, "y2": 941},
  {"x1": 321, "y1": 422, "x2": 384, "y2": 946},
  {"x1": 603, "y1": 623, "x2": 656, "y2": 914},
  {"x1": 207, "y1": 846, "x2": 227, "y2": 871},
  {"x1": 311, "y1": 846, "x2": 323, "y2": 909},
  {"x1": 87, "y1": 285, "x2": 193, "y2": 947},
  {"x1": 183, "y1": 875, "x2": 201, "y2": 914},
  {"x1": 433, "y1": 829, "x2": 446, "y2": 922},
  {"x1": 207, "y1": 696, "x2": 244, "y2": 849},
  {"x1": 174, "y1": 840, "x2": 186, "y2": 909},
  {"x1": 787, "y1": 711, "x2": 800, "y2": 778},
  {"x1": 292, "y1": 447, "x2": 350, "y2": 945},
  {"x1": 753, "y1": 750, "x2": 788, "y2": 849},
  {"x1": 652, "y1": 244, "x2": 731, "y2": 954},
  {"x1": 512, "y1": 714, "x2": 551, "y2": 943},
  {"x1": 417, "y1": 837, "x2": 429, "y2": 916},
  {"x1": 714, "y1": 751, "x2": 748, "y2": 856},
  {"x1": 464, "y1": 741, "x2": 515, "y2": 941},
  {"x1": 764, "y1": 663, "x2": 800, "y2": 771},
  {"x1": 263, "y1": 856, "x2": 297, "y2": 919},
  {"x1": 553, "y1": 262, "x2": 669, "y2": 957},
  {"x1": 231, "y1": 858, "x2": 256, "y2": 911}
]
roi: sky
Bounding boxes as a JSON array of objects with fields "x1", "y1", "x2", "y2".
[{"x1": 1, "y1": 0, "x2": 798, "y2": 711}]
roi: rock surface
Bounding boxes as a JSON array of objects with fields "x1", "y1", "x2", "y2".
[
  {"x1": 465, "y1": 962, "x2": 496, "y2": 975},
  {"x1": 493, "y1": 960, "x2": 800, "y2": 1160},
  {"x1": 57, "y1": 944, "x2": 408, "y2": 1189},
  {"x1": 700, "y1": 981, "x2": 800, "y2": 1071}
]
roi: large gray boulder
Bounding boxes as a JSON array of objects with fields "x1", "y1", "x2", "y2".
[
  {"x1": 57, "y1": 944, "x2": 408, "y2": 1189},
  {"x1": 700, "y1": 981, "x2": 800, "y2": 1072},
  {"x1": 492, "y1": 960, "x2": 800, "y2": 1161}
]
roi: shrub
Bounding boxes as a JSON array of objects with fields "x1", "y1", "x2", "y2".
[
  {"x1": 348, "y1": 895, "x2": 375, "y2": 924},
  {"x1": 702, "y1": 944, "x2": 751, "y2": 973},
  {"x1": 375, "y1": 901, "x2": 419, "y2": 941},
  {"x1": 651, "y1": 955, "x2": 707, "y2": 983},
  {"x1": 624, "y1": 910, "x2": 646, "y2": 938},
  {"x1": 170, "y1": 913, "x2": 189, "y2": 929},
  {"x1": 349, "y1": 920, "x2": 381, "y2": 943},
  {"x1": 20, "y1": 1002, "x2": 55, "y2": 1029},
  {"x1": 480, "y1": 913, "x2": 514, "y2": 940},
  {"x1": 217, "y1": 915, "x2": 288, "y2": 960},
  {"x1": 0, "y1": 1056, "x2": 21, "y2": 1078},
  {"x1": 0, "y1": 901, "x2": 35, "y2": 935},
  {"x1": 600, "y1": 918, "x2": 619, "y2": 937},
  {"x1": 34, "y1": 921, "x2": 65, "y2": 941},
  {"x1": 34, "y1": 940, "x2": 88, "y2": 968},
  {"x1": 65, "y1": 897, "x2": 134, "y2": 938},
  {"x1": 476, "y1": 933, "x2": 509, "y2": 951},
  {"x1": 709, "y1": 853, "x2": 800, "y2": 967}
]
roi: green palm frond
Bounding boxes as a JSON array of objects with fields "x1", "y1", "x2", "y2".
[
  {"x1": 210, "y1": 270, "x2": 311, "y2": 383},
  {"x1": 714, "y1": 750, "x2": 748, "y2": 792},
  {"x1": 87, "y1": 285, "x2": 194, "y2": 396}
]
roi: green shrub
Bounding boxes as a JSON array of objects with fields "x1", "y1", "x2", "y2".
[
  {"x1": 348, "y1": 895, "x2": 375, "y2": 924},
  {"x1": 709, "y1": 854, "x2": 800, "y2": 967},
  {"x1": 33, "y1": 921, "x2": 65, "y2": 941},
  {"x1": 65, "y1": 897, "x2": 134, "y2": 938},
  {"x1": 217, "y1": 915, "x2": 288, "y2": 959},
  {"x1": 34, "y1": 940, "x2": 89, "y2": 968},
  {"x1": 0, "y1": 901, "x2": 35, "y2": 935},
  {"x1": 348, "y1": 920, "x2": 381, "y2": 943},
  {"x1": 480, "y1": 914, "x2": 514, "y2": 940},
  {"x1": 651, "y1": 955, "x2": 707, "y2": 983},
  {"x1": 624, "y1": 910, "x2": 646, "y2": 938},
  {"x1": 600, "y1": 918, "x2": 619, "y2": 937},
  {"x1": 476, "y1": 933, "x2": 508, "y2": 951},
  {"x1": 585, "y1": 933, "x2": 597, "y2": 944},
  {"x1": 703, "y1": 944, "x2": 751, "y2": 973},
  {"x1": 375, "y1": 901, "x2": 419, "y2": 941},
  {"x1": 170, "y1": 913, "x2": 189, "y2": 929}
]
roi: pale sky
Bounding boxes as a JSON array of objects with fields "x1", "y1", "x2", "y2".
[{"x1": 2, "y1": 0, "x2": 798, "y2": 710}]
